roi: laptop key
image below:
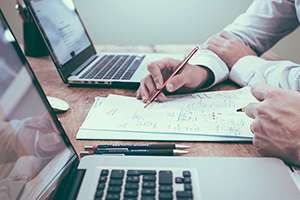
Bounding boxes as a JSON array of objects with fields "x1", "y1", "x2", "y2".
[
  {"x1": 159, "y1": 171, "x2": 173, "y2": 185},
  {"x1": 159, "y1": 192, "x2": 173, "y2": 200},
  {"x1": 110, "y1": 170, "x2": 125, "y2": 179},
  {"x1": 176, "y1": 191, "x2": 193, "y2": 198},
  {"x1": 143, "y1": 175, "x2": 156, "y2": 182},
  {"x1": 142, "y1": 181, "x2": 156, "y2": 188},
  {"x1": 159, "y1": 185, "x2": 173, "y2": 192},
  {"x1": 183, "y1": 171, "x2": 191, "y2": 177},
  {"x1": 138, "y1": 170, "x2": 157, "y2": 175},
  {"x1": 107, "y1": 186, "x2": 122, "y2": 193},
  {"x1": 184, "y1": 184, "x2": 193, "y2": 191},
  {"x1": 101, "y1": 169, "x2": 109, "y2": 176},
  {"x1": 142, "y1": 188, "x2": 156, "y2": 196},
  {"x1": 127, "y1": 170, "x2": 140, "y2": 176},
  {"x1": 126, "y1": 176, "x2": 140, "y2": 183},
  {"x1": 95, "y1": 190, "x2": 103, "y2": 197},
  {"x1": 106, "y1": 193, "x2": 120, "y2": 200},
  {"x1": 109, "y1": 179, "x2": 123, "y2": 186},
  {"x1": 98, "y1": 176, "x2": 108, "y2": 183},
  {"x1": 175, "y1": 177, "x2": 184, "y2": 184},
  {"x1": 125, "y1": 183, "x2": 139, "y2": 190},
  {"x1": 124, "y1": 190, "x2": 138, "y2": 198},
  {"x1": 97, "y1": 183, "x2": 106, "y2": 190},
  {"x1": 183, "y1": 177, "x2": 192, "y2": 184}
]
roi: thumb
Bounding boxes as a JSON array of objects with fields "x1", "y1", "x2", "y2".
[
  {"x1": 166, "y1": 74, "x2": 186, "y2": 92},
  {"x1": 244, "y1": 103, "x2": 259, "y2": 119},
  {"x1": 251, "y1": 83, "x2": 274, "y2": 101}
]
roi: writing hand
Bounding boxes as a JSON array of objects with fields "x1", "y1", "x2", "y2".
[
  {"x1": 136, "y1": 58, "x2": 210, "y2": 102},
  {"x1": 244, "y1": 83, "x2": 300, "y2": 166}
]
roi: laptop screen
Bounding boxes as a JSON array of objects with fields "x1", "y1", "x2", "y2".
[
  {"x1": 28, "y1": 0, "x2": 92, "y2": 66},
  {"x1": 0, "y1": 12, "x2": 76, "y2": 200}
]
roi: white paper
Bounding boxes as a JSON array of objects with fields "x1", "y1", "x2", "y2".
[{"x1": 79, "y1": 87, "x2": 256, "y2": 138}]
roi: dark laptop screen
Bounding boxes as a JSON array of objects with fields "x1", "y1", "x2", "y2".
[
  {"x1": 0, "y1": 12, "x2": 75, "y2": 200},
  {"x1": 29, "y1": 0, "x2": 92, "y2": 66}
]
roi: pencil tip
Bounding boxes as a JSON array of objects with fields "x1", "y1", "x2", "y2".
[
  {"x1": 174, "y1": 150, "x2": 189, "y2": 155},
  {"x1": 175, "y1": 144, "x2": 191, "y2": 149}
]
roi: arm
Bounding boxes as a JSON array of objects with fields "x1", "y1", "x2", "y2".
[
  {"x1": 225, "y1": 0, "x2": 299, "y2": 55},
  {"x1": 230, "y1": 55, "x2": 300, "y2": 91}
]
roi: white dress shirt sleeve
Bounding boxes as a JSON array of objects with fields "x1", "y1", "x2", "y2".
[
  {"x1": 188, "y1": 49, "x2": 229, "y2": 89},
  {"x1": 230, "y1": 56, "x2": 300, "y2": 91},
  {"x1": 224, "y1": 0, "x2": 299, "y2": 55}
]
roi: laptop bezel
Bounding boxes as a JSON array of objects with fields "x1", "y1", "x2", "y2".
[
  {"x1": 24, "y1": 0, "x2": 98, "y2": 83},
  {"x1": 0, "y1": 9, "x2": 80, "y2": 199}
]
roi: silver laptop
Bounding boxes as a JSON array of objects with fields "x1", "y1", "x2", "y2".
[
  {"x1": 24, "y1": 0, "x2": 177, "y2": 88},
  {"x1": 1, "y1": 11, "x2": 300, "y2": 200}
]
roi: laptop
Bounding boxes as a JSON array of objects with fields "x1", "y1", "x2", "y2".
[
  {"x1": 1, "y1": 11, "x2": 300, "y2": 200},
  {"x1": 24, "y1": 0, "x2": 179, "y2": 88}
]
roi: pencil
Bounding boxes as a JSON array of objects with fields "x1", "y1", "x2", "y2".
[
  {"x1": 144, "y1": 46, "x2": 199, "y2": 108},
  {"x1": 236, "y1": 107, "x2": 246, "y2": 112}
]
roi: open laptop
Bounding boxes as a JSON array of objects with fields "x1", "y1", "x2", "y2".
[
  {"x1": 24, "y1": 0, "x2": 179, "y2": 88},
  {"x1": 1, "y1": 11, "x2": 300, "y2": 200}
]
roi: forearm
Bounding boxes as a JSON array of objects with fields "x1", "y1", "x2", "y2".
[
  {"x1": 224, "y1": 0, "x2": 299, "y2": 55},
  {"x1": 230, "y1": 56, "x2": 300, "y2": 91}
]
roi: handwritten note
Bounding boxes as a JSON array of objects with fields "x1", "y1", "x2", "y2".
[{"x1": 80, "y1": 87, "x2": 257, "y2": 138}]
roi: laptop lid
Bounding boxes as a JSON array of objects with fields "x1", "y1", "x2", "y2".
[
  {"x1": 0, "y1": 10, "x2": 78, "y2": 199},
  {"x1": 24, "y1": 0, "x2": 97, "y2": 83}
]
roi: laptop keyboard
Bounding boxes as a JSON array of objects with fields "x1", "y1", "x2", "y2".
[
  {"x1": 94, "y1": 169, "x2": 195, "y2": 200},
  {"x1": 79, "y1": 55, "x2": 145, "y2": 80}
]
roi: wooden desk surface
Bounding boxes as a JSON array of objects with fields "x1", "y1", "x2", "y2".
[{"x1": 27, "y1": 45, "x2": 259, "y2": 157}]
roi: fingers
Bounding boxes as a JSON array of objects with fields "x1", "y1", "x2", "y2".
[
  {"x1": 220, "y1": 31, "x2": 235, "y2": 40},
  {"x1": 136, "y1": 80, "x2": 150, "y2": 102},
  {"x1": 136, "y1": 75, "x2": 168, "y2": 102},
  {"x1": 251, "y1": 83, "x2": 275, "y2": 101},
  {"x1": 244, "y1": 103, "x2": 259, "y2": 119},
  {"x1": 147, "y1": 58, "x2": 181, "y2": 88},
  {"x1": 166, "y1": 74, "x2": 186, "y2": 92}
]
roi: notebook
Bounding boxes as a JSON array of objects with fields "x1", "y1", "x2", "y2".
[{"x1": 77, "y1": 87, "x2": 256, "y2": 141}]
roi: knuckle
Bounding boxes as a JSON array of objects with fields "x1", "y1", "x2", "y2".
[
  {"x1": 255, "y1": 105, "x2": 266, "y2": 116},
  {"x1": 265, "y1": 89, "x2": 280, "y2": 99}
]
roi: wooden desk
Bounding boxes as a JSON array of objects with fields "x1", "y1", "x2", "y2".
[{"x1": 27, "y1": 45, "x2": 259, "y2": 157}]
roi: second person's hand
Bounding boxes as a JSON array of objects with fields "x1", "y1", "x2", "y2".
[{"x1": 136, "y1": 58, "x2": 212, "y2": 102}]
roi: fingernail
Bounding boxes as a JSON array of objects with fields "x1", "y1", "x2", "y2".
[
  {"x1": 142, "y1": 96, "x2": 147, "y2": 102},
  {"x1": 166, "y1": 83, "x2": 174, "y2": 92}
]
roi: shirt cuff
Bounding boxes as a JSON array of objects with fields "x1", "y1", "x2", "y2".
[
  {"x1": 188, "y1": 49, "x2": 229, "y2": 89},
  {"x1": 229, "y1": 55, "x2": 269, "y2": 87}
]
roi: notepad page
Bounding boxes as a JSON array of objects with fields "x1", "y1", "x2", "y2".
[{"x1": 81, "y1": 87, "x2": 257, "y2": 138}]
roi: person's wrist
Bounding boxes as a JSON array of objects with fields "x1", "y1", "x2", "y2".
[{"x1": 197, "y1": 66, "x2": 214, "y2": 89}]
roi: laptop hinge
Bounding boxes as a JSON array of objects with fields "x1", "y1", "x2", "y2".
[
  {"x1": 52, "y1": 167, "x2": 86, "y2": 200},
  {"x1": 67, "y1": 169, "x2": 86, "y2": 200},
  {"x1": 71, "y1": 55, "x2": 98, "y2": 76}
]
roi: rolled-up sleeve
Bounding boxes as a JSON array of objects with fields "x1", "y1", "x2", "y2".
[{"x1": 224, "y1": 0, "x2": 299, "y2": 55}]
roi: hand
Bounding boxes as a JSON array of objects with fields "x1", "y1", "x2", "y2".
[
  {"x1": 136, "y1": 58, "x2": 211, "y2": 102},
  {"x1": 205, "y1": 31, "x2": 256, "y2": 69},
  {"x1": 244, "y1": 83, "x2": 300, "y2": 166}
]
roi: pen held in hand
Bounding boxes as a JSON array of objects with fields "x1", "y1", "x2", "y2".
[{"x1": 144, "y1": 46, "x2": 199, "y2": 108}]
